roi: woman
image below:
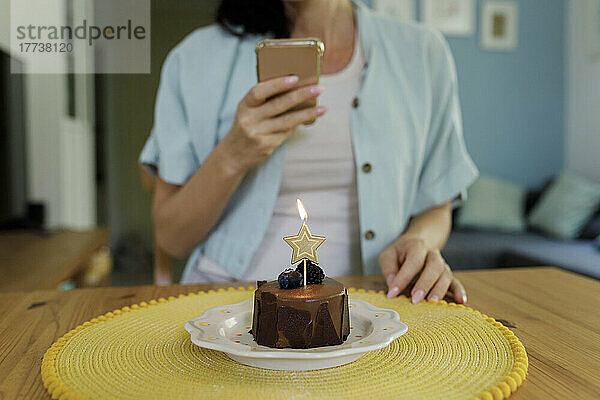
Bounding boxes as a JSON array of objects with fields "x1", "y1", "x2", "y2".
[{"x1": 140, "y1": 0, "x2": 478, "y2": 304}]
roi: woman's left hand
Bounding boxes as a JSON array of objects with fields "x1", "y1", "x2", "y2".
[{"x1": 378, "y1": 236, "x2": 467, "y2": 304}]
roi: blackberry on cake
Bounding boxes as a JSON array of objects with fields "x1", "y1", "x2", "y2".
[
  {"x1": 295, "y1": 261, "x2": 325, "y2": 284},
  {"x1": 278, "y1": 268, "x2": 303, "y2": 289}
]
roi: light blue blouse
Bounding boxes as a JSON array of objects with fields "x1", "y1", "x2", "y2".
[{"x1": 140, "y1": 0, "x2": 478, "y2": 280}]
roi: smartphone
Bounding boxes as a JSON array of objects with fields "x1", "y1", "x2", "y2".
[{"x1": 255, "y1": 38, "x2": 324, "y2": 125}]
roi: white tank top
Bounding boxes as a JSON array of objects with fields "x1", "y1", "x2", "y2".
[{"x1": 194, "y1": 33, "x2": 365, "y2": 282}]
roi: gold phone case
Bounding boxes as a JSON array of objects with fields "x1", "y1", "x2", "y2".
[{"x1": 255, "y1": 38, "x2": 324, "y2": 125}]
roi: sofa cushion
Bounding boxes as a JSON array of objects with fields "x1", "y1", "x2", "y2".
[
  {"x1": 456, "y1": 175, "x2": 526, "y2": 233},
  {"x1": 528, "y1": 172, "x2": 600, "y2": 239}
]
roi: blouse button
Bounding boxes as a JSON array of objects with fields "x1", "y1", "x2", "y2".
[
  {"x1": 352, "y1": 97, "x2": 360, "y2": 108},
  {"x1": 361, "y1": 163, "x2": 372, "y2": 173},
  {"x1": 365, "y1": 230, "x2": 375, "y2": 240}
]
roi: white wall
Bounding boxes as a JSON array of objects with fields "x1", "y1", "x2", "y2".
[
  {"x1": 1, "y1": 0, "x2": 95, "y2": 229},
  {"x1": 566, "y1": 0, "x2": 600, "y2": 182},
  {"x1": 0, "y1": 1, "x2": 7, "y2": 48},
  {"x1": 1, "y1": 0, "x2": 62, "y2": 227},
  {"x1": 26, "y1": 75, "x2": 66, "y2": 228}
]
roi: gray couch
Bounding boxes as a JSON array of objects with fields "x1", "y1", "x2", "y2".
[{"x1": 443, "y1": 229, "x2": 600, "y2": 279}]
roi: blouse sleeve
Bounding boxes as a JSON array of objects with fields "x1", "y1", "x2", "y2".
[
  {"x1": 139, "y1": 50, "x2": 197, "y2": 185},
  {"x1": 411, "y1": 31, "x2": 479, "y2": 216}
]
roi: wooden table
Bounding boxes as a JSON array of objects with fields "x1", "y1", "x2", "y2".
[
  {"x1": 0, "y1": 267, "x2": 598, "y2": 399},
  {"x1": 0, "y1": 228, "x2": 110, "y2": 291}
]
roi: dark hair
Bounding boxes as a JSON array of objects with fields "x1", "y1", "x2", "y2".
[{"x1": 216, "y1": 0, "x2": 291, "y2": 38}]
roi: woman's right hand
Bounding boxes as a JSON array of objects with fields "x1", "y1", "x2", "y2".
[{"x1": 219, "y1": 75, "x2": 327, "y2": 172}]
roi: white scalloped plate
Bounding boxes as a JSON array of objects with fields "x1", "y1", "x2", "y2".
[{"x1": 184, "y1": 298, "x2": 408, "y2": 370}]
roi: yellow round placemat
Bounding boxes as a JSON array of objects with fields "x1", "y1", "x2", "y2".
[{"x1": 42, "y1": 288, "x2": 527, "y2": 400}]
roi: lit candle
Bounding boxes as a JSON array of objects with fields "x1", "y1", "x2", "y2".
[
  {"x1": 297, "y1": 200, "x2": 309, "y2": 286},
  {"x1": 283, "y1": 199, "x2": 326, "y2": 286}
]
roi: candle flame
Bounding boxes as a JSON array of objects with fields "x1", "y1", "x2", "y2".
[{"x1": 296, "y1": 199, "x2": 307, "y2": 222}]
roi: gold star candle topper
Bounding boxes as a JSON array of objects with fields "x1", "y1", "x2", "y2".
[{"x1": 283, "y1": 199, "x2": 326, "y2": 265}]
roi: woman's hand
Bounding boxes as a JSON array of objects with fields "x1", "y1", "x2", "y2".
[
  {"x1": 378, "y1": 235, "x2": 467, "y2": 304},
  {"x1": 152, "y1": 76, "x2": 325, "y2": 258},
  {"x1": 219, "y1": 75, "x2": 327, "y2": 172}
]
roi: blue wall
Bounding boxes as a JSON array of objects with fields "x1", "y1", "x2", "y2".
[{"x1": 367, "y1": 0, "x2": 565, "y2": 187}]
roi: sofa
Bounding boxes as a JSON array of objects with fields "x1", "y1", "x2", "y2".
[
  {"x1": 442, "y1": 173, "x2": 600, "y2": 279},
  {"x1": 443, "y1": 229, "x2": 600, "y2": 279}
]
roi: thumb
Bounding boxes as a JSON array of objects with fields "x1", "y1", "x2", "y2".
[{"x1": 378, "y1": 248, "x2": 399, "y2": 288}]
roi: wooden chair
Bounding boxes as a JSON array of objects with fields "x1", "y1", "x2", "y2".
[{"x1": 139, "y1": 164, "x2": 173, "y2": 285}]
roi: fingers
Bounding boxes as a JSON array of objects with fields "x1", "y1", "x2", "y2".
[
  {"x1": 387, "y1": 244, "x2": 427, "y2": 299},
  {"x1": 425, "y1": 265, "x2": 452, "y2": 302},
  {"x1": 450, "y1": 278, "x2": 467, "y2": 304},
  {"x1": 257, "y1": 85, "x2": 324, "y2": 119},
  {"x1": 378, "y1": 248, "x2": 399, "y2": 288},
  {"x1": 410, "y1": 250, "x2": 447, "y2": 304},
  {"x1": 244, "y1": 75, "x2": 299, "y2": 107},
  {"x1": 241, "y1": 77, "x2": 326, "y2": 139},
  {"x1": 260, "y1": 129, "x2": 294, "y2": 149},
  {"x1": 258, "y1": 105, "x2": 328, "y2": 133},
  {"x1": 382, "y1": 237, "x2": 466, "y2": 304}
]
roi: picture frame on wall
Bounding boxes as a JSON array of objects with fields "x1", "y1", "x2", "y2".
[
  {"x1": 586, "y1": 0, "x2": 600, "y2": 60},
  {"x1": 420, "y1": 0, "x2": 475, "y2": 36},
  {"x1": 480, "y1": 1, "x2": 519, "y2": 51},
  {"x1": 372, "y1": 0, "x2": 416, "y2": 22}
]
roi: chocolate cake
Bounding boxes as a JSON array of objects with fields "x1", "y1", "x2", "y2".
[{"x1": 251, "y1": 277, "x2": 350, "y2": 348}]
